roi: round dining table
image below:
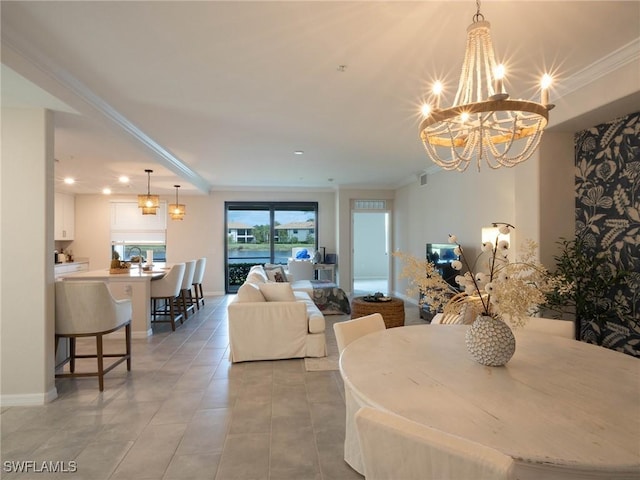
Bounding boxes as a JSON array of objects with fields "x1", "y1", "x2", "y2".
[{"x1": 339, "y1": 324, "x2": 640, "y2": 480}]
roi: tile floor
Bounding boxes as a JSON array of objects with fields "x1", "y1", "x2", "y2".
[{"x1": 1, "y1": 295, "x2": 423, "y2": 480}]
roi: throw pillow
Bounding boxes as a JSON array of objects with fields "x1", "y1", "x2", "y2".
[
  {"x1": 264, "y1": 265, "x2": 288, "y2": 283},
  {"x1": 236, "y1": 283, "x2": 266, "y2": 302},
  {"x1": 259, "y1": 282, "x2": 296, "y2": 302}
]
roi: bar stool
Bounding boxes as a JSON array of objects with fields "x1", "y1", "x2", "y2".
[
  {"x1": 55, "y1": 281, "x2": 132, "y2": 391},
  {"x1": 192, "y1": 257, "x2": 206, "y2": 309},
  {"x1": 150, "y1": 263, "x2": 185, "y2": 331},
  {"x1": 179, "y1": 260, "x2": 197, "y2": 320}
]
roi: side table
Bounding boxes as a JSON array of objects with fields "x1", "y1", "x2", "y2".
[{"x1": 351, "y1": 296, "x2": 405, "y2": 328}]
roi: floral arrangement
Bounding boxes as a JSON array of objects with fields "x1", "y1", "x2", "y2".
[{"x1": 396, "y1": 223, "x2": 557, "y2": 328}]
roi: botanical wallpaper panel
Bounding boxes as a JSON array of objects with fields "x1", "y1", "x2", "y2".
[{"x1": 574, "y1": 111, "x2": 639, "y2": 356}]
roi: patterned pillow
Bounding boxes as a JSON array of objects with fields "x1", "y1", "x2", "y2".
[{"x1": 264, "y1": 265, "x2": 288, "y2": 283}]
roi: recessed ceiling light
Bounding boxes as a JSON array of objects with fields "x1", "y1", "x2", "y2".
[
  {"x1": 64, "y1": 177, "x2": 75, "y2": 185},
  {"x1": 102, "y1": 187, "x2": 112, "y2": 195},
  {"x1": 294, "y1": 150, "x2": 304, "y2": 155},
  {"x1": 118, "y1": 175, "x2": 130, "y2": 183}
]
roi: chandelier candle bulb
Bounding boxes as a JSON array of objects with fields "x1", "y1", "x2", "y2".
[
  {"x1": 541, "y1": 74, "x2": 552, "y2": 106},
  {"x1": 494, "y1": 65, "x2": 505, "y2": 95},
  {"x1": 432, "y1": 81, "x2": 443, "y2": 110}
]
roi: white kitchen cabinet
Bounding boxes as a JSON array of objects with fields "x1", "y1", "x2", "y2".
[
  {"x1": 54, "y1": 192, "x2": 75, "y2": 240},
  {"x1": 54, "y1": 261, "x2": 89, "y2": 278}
]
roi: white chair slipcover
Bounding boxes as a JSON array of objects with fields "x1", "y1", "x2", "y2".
[
  {"x1": 192, "y1": 257, "x2": 206, "y2": 309},
  {"x1": 150, "y1": 263, "x2": 185, "y2": 331},
  {"x1": 355, "y1": 406, "x2": 515, "y2": 480},
  {"x1": 334, "y1": 313, "x2": 386, "y2": 473},
  {"x1": 55, "y1": 281, "x2": 132, "y2": 391},
  {"x1": 333, "y1": 313, "x2": 385, "y2": 354},
  {"x1": 179, "y1": 260, "x2": 196, "y2": 319}
]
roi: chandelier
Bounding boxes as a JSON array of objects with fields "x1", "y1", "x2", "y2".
[
  {"x1": 419, "y1": 1, "x2": 554, "y2": 172},
  {"x1": 138, "y1": 169, "x2": 159, "y2": 215},
  {"x1": 169, "y1": 185, "x2": 186, "y2": 221}
]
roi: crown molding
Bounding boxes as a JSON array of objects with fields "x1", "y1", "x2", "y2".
[
  {"x1": 1, "y1": 24, "x2": 212, "y2": 194},
  {"x1": 556, "y1": 37, "x2": 640, "y2": 100}
]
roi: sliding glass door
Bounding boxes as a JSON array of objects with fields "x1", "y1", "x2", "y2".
[{"x1": 225, "y1": 202, "x2": 318, "y2": 293}]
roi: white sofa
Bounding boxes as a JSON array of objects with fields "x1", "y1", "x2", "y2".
[{"x1": 227, "y1": 265, "x2": 326, "y2": 362}]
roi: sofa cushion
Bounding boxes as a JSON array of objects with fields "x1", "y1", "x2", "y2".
[
  {"x1": 246, "y1": 272, "x2": 267, "y2": 285},
  {"x1": 294, "y1": 291, "x2": 325, "y2": 333},
  {"x1": 260, "y1": 282, "x2": 296, "y2": 302},
  {"x1": 236, "y1": 282, "x2": 266, "y2": 302}
]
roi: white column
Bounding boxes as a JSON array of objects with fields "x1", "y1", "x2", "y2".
[{"x1": 1, "y1": 108, "x2": 57, "y2": 405}]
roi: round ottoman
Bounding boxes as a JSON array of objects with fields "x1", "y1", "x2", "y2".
[{"x1": 351, "y1": 296, "x2": 405, "y2": 328}]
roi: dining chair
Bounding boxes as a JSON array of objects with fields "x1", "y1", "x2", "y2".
[
  {"x1": 334, "y1": 312, "x2": 387, "y2": 474},
  {"x1": 150, "y1": 263, "x2": 185, "y2": 331},
  {"x1": 333, "y1": 313, "x2": 386, "y2": 354},
  {"x1": 192, "y1": 257, "x2": 207, "y2": 309},
  {"x1": 355, "y1": 406, "x2": 515, "y2": 480},
  {"x1": 55, "y1": 281, "x2": 132, "y2": 392},
  {"x1": 522, "y1": 316, "x2": 575, "y2": 339}
]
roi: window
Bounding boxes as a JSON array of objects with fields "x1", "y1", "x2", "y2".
[
  {"x1": 110, "y1": 201, "x2": 167, "y2": 262},
  {"x1": 225, "y1": 201, "x2": 318, "y2": 293}
]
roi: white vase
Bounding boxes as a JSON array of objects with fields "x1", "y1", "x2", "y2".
[{"x1": 465, "y1": 315, "x2": 516, "y2": 366}]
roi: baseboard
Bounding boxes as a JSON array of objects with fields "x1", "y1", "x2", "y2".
[
  {"x1": 205, "y1": 290, "x2": 225, "y2": 297},
  {"x1": 106, "y1": 328, "x2": 152, "y2": 339},
  {"x1": 0, "y1": 387, "x2": 58, "y2": 406}
]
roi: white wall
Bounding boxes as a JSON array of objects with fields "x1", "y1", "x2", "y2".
[
  {"x1": 393, "y1": 166, "x2": 518, "y2": 303},
  {"x1": 353, "y1": 212, "x2": 388, "y2": 278},
  {"x1": 1, "y1": 108, "x2": 57, "y2": 405},
  {"x1": 393, "y1": 137, "x2": 577, "y2": 304},
  {"x1": 73, "y1": 189, "x2": 337, "y2": 295},
  {"x1": 537, "y1": 132, "x2": 576, "y2": 268}
]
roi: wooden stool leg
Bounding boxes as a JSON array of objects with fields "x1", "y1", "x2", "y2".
[
  {"x1": 125, "y1": 323, "x2": 132, "y2": 371},
  {"x1": 168, "y1": 297, "x2": 176, "y2": 331},
  {"x1": 96, "y1": 334, "x2": 104, "y2": 392},
  {"x1": 69, "y1": 337, "x2": 76, "y2": 373},
  {"x1": 193, "y1": 286, "x2": 200, "y2": 310}
]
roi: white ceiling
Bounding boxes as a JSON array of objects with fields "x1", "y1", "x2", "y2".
[{"x1": 2, "y1": 1, "x2": 639, "y2": 196}]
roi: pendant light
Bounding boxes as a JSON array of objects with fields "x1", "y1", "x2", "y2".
[
  {"x1": 169, "y1": 185, "x2": 186, "y2": 220},
  {"x1": 138, "y1": 169, "x2": 159, "y2": 215}
]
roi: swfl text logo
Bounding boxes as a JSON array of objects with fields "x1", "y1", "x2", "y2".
[{"x1": 3, "y1": 460, "x2": 78, "y2": 473}]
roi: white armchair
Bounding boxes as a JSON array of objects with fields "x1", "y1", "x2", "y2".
[
  {"x1": 55, "y1": 281, "x2": 132, "y2": 391},
  {"x1": 287, "y1": 259, "x2": 314, "y2": 281}
]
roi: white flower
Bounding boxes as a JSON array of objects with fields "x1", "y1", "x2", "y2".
[
  {"x1": 454, "y1": 246, "x2": 462, "y2": 256},
  {"x1": 485, "y1": 282, "x2": 495, "y2": 294},
  {"x1": 475, "y1": 272, "x2": 487, "y2": 282},
  {"x1": 499, "y1": 272, "x2": 510, "y2": 282},
  {"x1": 448, "y1": 234, "x2": 457, "y2": 244},
  {"x1": 498, "y1": 240, "x2": 510, "y2": 250},
  {"x1": 498, "y1": 225, "x2": 511, "y2": 235},
  {"x1": 482, "y1": 242, "x2": 494, "y2": 252},
  {"x1": 455, "y1": 275, "x2": 465, "y2": 285},
  {"x1": 451, "y1": 260, "x2": 462, "y2": 270},
  {"x1": 465, "y1": 285, "x2": 476, "y2": 295}
]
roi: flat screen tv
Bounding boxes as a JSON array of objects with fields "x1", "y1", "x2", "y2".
[{"x1": 426, "y1": 243, "x2": 460, "y2": 289}]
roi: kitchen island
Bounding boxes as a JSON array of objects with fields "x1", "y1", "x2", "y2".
[{"x1": 60, "y1": 265, "x2": 166, "y2": 337}]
